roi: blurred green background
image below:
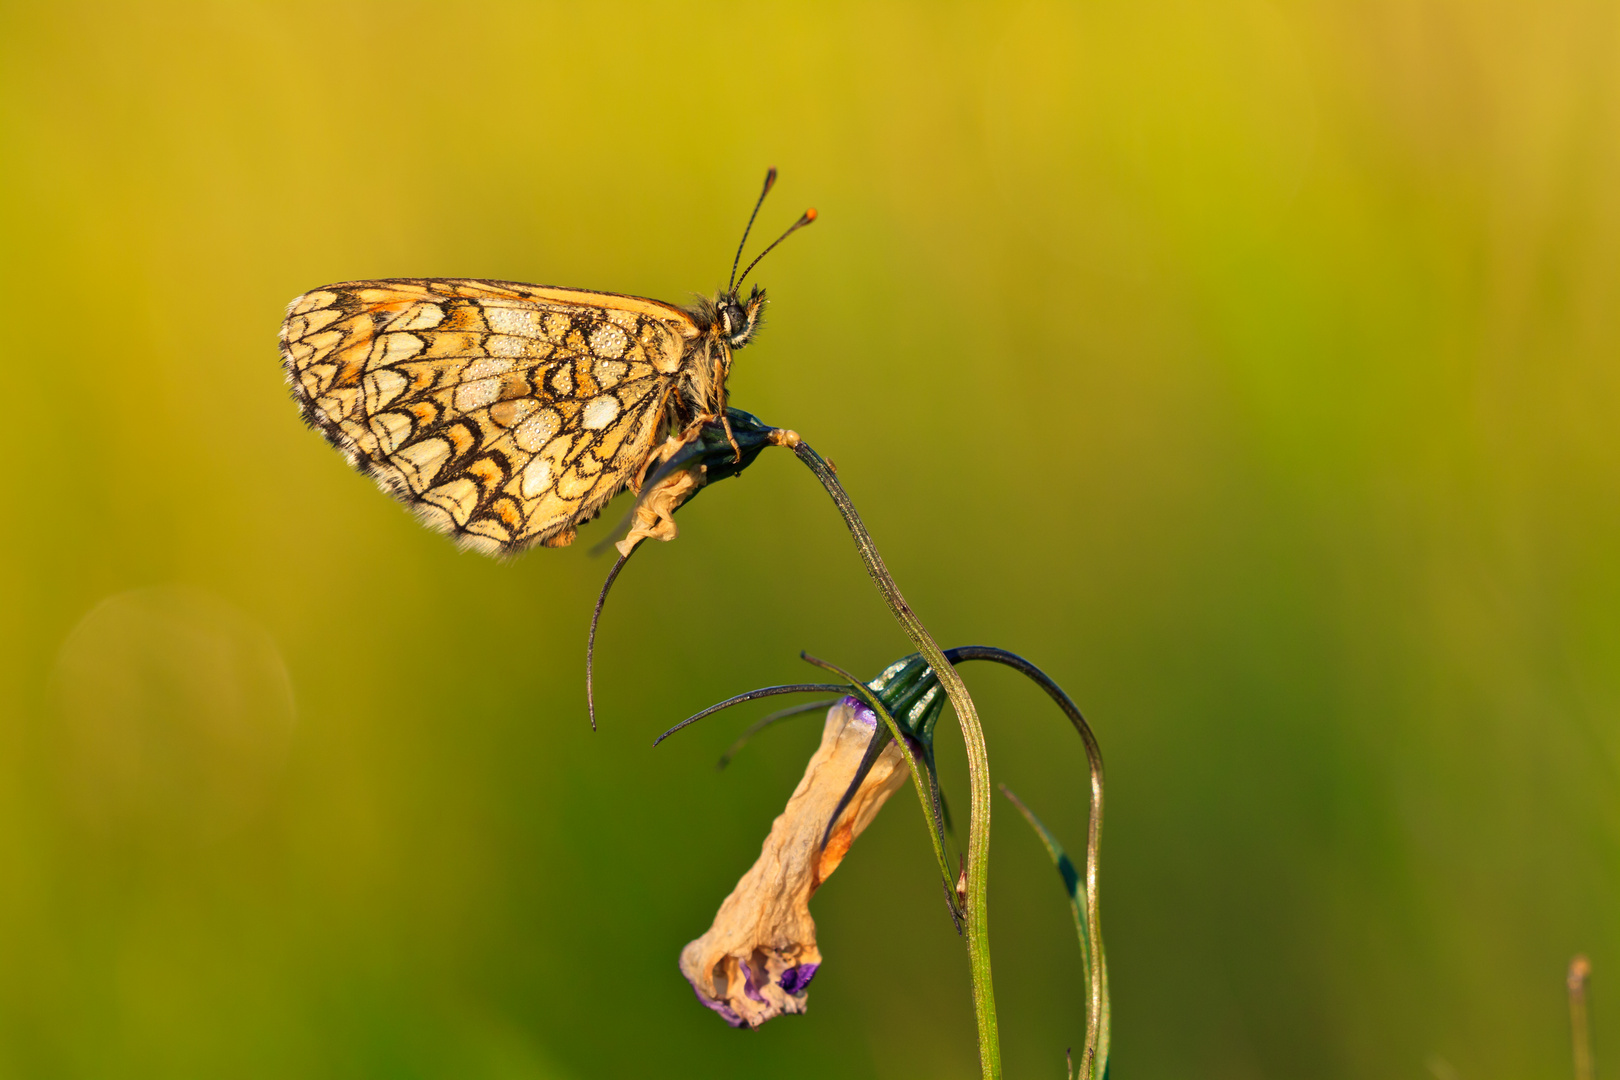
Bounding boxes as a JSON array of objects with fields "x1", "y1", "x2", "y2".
[{"x1": 2, "y1": 1, "x2": 1617, "y2": 1076}]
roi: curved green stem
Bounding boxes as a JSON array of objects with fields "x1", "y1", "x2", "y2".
[
  {"x1": 949, "y1": 647, "x2": 1108, "y2": 1079},
  {"x1": 793, "y1": 441, "x2": 1001, "y2": 1080}
]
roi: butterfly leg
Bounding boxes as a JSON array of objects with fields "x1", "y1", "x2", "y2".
[
  {"x1": 633, "y1": 421, "x2": 707, "y2": 492},
  {"x1": 720, "y1": 411, "x2": 742, "y2": 464}
]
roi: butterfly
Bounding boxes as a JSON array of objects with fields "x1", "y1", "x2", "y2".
[{"x1": 279, "y1": 170, "x2": 813, "y2": 555}]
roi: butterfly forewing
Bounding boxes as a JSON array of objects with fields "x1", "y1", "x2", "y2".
[{"x1": 281, "y1": 278, "x2": 700, "y2": 553}]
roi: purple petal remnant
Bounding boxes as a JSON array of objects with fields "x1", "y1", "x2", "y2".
[
  {"x1": 679, "y1": 700, "x2": 909, "y2": 1029},
  {"x1": 841, "y1": 695, "x2": 878, "y2": 729},
  {"x1": 690, "y1": 983, "x2": 748, "y2": 1028},
  {"x1": 777, "y1": 963, "x2": 819, "y2": 994},
  {"x1": 741, "y1": 961, "x2": 768, "y2": 1005}
]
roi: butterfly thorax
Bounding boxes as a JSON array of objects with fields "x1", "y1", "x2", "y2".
[{"x1": 672, "y1": 285, "x2": 767, "y2": 429}]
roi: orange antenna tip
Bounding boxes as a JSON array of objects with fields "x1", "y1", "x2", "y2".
[{"x1": 804, "y1": 208, "x2": 818, "y2": 222}]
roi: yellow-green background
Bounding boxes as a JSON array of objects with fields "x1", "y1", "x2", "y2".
[{"x1": 2, "y1": 1, "x2": 1617, "y2": 1077}]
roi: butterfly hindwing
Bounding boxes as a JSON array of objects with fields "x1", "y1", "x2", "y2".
[{"x1": 280, "y1": 278, "x2": 701, "y2": 553}]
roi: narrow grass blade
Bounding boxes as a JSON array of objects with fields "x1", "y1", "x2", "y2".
[
  {"x1": 654, "y1": 684, "x2": 846, "y2": 746},
  {"x1": 1000, "y1": 785, "x2": 1110, "y2": 1080}
]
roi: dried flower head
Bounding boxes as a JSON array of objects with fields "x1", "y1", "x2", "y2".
[{"x1": 679, "y1": 696, "x2": 908, "y2": 1028}]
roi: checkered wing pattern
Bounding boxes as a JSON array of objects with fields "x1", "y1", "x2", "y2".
[{"x1": 280, "y1": 278, "x2": 700, "y2": 553}]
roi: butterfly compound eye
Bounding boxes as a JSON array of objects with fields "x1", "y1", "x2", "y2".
[{"x1": 722, "y1": 303, "x2": 754, "y2": 346}]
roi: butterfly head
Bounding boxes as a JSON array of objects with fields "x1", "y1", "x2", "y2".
[{"x1": 715, "y1": 285, "x2": 767, "y2": 350}]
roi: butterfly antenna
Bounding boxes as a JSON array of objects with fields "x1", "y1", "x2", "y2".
[
  {"x1": 728, "y1": 168, "x2": 778, "y2": 292},
  {"x1": 735, "y1": 208, "x2": 817, "y2": 291}
]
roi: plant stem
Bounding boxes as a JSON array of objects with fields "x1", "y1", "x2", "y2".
[
  {"x1": 949, "y1": 647, "x2": 1109, "y2": 1079},
  {"x1": 793, "y1": 441, "x2": 1002, "y2": 1080},
  {"x1": 1569, "y1": 955, "x2": 1593, "y2": 1080}
]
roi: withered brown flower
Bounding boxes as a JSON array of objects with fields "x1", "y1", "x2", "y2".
[{"x1": 680, "y1": 696, "x2": 907, "y2": 1028}]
